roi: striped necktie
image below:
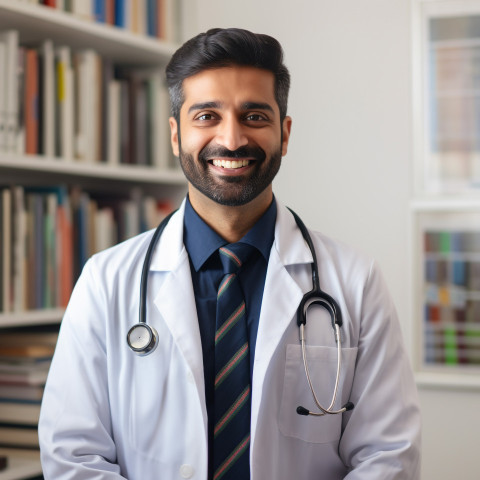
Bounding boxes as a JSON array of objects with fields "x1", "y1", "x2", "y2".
[{"x1": 213, "y1": 243, "x2": 253, "y2": 480}]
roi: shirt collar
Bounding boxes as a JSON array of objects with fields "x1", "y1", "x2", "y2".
[{"x1": 184, "y1": 195, "x2": 277, "y2": 272}]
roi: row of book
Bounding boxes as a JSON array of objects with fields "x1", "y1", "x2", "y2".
[
  {"x1": 425, "y1": 259, "x2": 480, "y2": 289},
  {"x1": 0, "y1": 184, "x2": 174, "y2": 314},
  {"x1": 0, "y1": 328, "x2": 58, "y2": 449},
  {"x1": 425, "y1": 297, "x2": 480, "y2": 321},
  {"x1": 424, "y1": 230, "x2": 480, "y2": 253},
  {"x1": 16, "y1": 0, "x2": 178, "y2": 42},
  {"x1": 0, "y1": 29, "x2": 175, "y2": 168},
  {"x1": 424, "y1": 323, "x2": 480, "y2": 365},
  {"x1": 430, "y1": 43, "x2": 480, "y2": 187}
]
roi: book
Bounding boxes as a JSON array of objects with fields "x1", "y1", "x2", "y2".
[
  {"x1": 0, "y1": 331, "x2": 58, "y2": 347},
  {"x1": 0, "y1": 193, "x2": 3, "y2": 313},
  {"x1": 24, "y1": 49, "x2": 39, "y2": 155},
  {"x1": 55, "y1": 45, "x2": 74, "y2": 160},
  {"x1": 107, "y1": 79, "x2": 121, "y2": 165},
  {"x1": 44, "y1": 193, "x2": 58, "y2": 308},
  {"x1": 55, "y1": 187, "x2": 73, "y2": 307},
  {"x1": 0, "y1": 425, "x2": 39, "y2": 448},
  {"x1": 0, "y1": 345, "x2": 55, "y2": 359},
  {"x1": 16, "y1": 47, "x2": 26, "y2": 155},
  {"x1": 11, "y1": 186, "x2": 27, "y2": 312},
  {"x1": 134, "y1": 79, "x2": 148, "y2": 165},
  {"x1": 93, "y1": 0, "x2": 106, "y2": 23},
  {"x1": 74, "y1": 49, "x2": 100, "y2": 162},
  {"x1": 101, "y1": 58, "x2": 114, "y2": 163},
  {"x1": 40, "y1": 39, "x2": 56, "y2": 158},
  {"x1": 105, "y1": 0, "x2": 115, "y2": 24},
  {"x1": 0, "y1": 30, "x2": 19, "y2": 153},
  {"x1": 0, "y1": 367, "x2": 49, "y2": 387},
  {"x1": 0, "y1": 401, "x2": 41, "y2": 425},
  {"x1": 33, "y1": 193, "x2": 45, "y2": 309},
  {"x1": 146, "y1": 0, "x2": 157, "y2": 37},
  {"x1": 70, "y1": 0, "x2": 92, "y2": 21},
  {"x1": 1, "y1": 189, "x2": 12, "y2": 313},
  {"x1": 0, "y1": 40, "x2": 6, "y2": 152},
  {"x1": 118, "y1": 79, "x2": 130, "y2": 164},
  {"x1": 115, "y1": 0, "x2": 127, "y2": 28}
]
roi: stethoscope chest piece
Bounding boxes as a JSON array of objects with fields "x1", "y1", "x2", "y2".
[{"x1": 127, "y1": 323, "x2": 158, "y2": 356}]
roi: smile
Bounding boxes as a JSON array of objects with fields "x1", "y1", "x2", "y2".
[{"x1": 212, "y1": 159, "x2": 251, "y2": 169}]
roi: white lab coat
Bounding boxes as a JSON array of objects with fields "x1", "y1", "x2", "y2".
[{"x1": 38, "y1": 200, "x2": 421, "y2": 479}]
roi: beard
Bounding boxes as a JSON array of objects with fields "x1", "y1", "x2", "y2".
[{"x1": 178, "y1": 142, "x2": 282, "y2": 207}]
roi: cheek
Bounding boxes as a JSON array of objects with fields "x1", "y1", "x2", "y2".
[{"x1": 179, "y1": 129, "x2": 213, "y2": 155}]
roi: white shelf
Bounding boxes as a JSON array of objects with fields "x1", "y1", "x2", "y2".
[
  {"x1": 411, "y1": 197, "x2": 480, "y2": 211},
  {"x1": 0, "y1": 0, "x2": 176, "y2": 65},
  {"x1": 0, "y1": 448, "x2": 41, "y2": 480},
  {"x1": 0, "y1": 308, "x2": 64, "y2": 328},
  {"x1": 0, "y1": 154, "x2": 186, "y2": 186},
  {"x1": 415, "y1": 371, "x2": 480, "y2": 390}
]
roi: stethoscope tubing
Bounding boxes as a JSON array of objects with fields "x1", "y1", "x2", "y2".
[{"x1": 129, "y1": 206, "x2": 354, "y2": 416}]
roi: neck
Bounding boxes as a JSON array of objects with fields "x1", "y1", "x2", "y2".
[{"x1": 188, "y1": 187, "x2": 273, "y2": 243}]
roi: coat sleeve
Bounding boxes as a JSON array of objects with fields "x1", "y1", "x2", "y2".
[
  {"x1": 38, "y1": 258, "x2": 126, "y2": 479},
  {"x1": 339, "y1": 261, "x2": 421, "y2": 479}
]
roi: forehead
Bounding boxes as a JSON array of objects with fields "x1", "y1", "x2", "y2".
[{"x1": 181, "y1": 66, "x2": 278, "y2": 113}]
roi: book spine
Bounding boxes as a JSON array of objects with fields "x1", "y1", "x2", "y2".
[
  {"x1": 0, "y1": 30, "x2": 20, "y2": 153},
  {"x1": 41, "y1": 40, "x2": 56, "y2": 157},
  {"x1": 2, "y1": 189, "x2": 12, "y2": 313},
  {"x1": 0, "y1": 41, "x2": 6, "y2": 153},
  {"x1": 24, "y1": 49, "x2": 39, "y2": 155}
]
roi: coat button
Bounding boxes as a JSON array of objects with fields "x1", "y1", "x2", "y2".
[
  {"x1": 186, "y1": 371, "x2": 195, "y2": 384},
  {"x1": 180, "y1": 464, "x2": 194, "y2": 478}
]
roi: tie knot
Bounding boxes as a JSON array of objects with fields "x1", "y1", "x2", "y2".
[{"x1": 219, "y1": 243, "x2": 254, "y2": 275}]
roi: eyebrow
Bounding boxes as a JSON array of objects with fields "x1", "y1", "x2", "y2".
[{"x1": 187, "y1": 101, "x2": 275, "y2": 114}]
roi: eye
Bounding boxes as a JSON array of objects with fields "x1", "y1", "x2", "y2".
[
  {"x1": 195, "y1": 112, "x2": 216, "y2": 122},
  {"x1": 244, "y1": 113, "x2": 267, "y2": 122}
]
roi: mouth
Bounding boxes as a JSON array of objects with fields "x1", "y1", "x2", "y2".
[{"x1": 211, "y1": 159, "x2": 252, "y2": 169}]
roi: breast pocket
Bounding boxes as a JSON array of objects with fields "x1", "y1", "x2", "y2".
[{"x1": 278, "y1": 344, "x2": 357, "y2": 444}]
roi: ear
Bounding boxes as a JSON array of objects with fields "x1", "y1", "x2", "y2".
[
  {"x1": 281, "y1": 116, "x2": 292, "y2": 156},
  {"x1": 169, "y1": 117, "x2": 179, "y2": 157}
]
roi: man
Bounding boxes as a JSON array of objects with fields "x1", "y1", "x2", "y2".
[{"x1": 39, "y1": 28, "x2": 421, "y2": 479}]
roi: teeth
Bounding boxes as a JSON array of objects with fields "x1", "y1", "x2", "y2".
[{"x1": 212, "y1": 159, "x2": 250, "y2": 169}]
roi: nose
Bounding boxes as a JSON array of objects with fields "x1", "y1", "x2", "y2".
[{"x1": 215, "y1": 117, "x2": 248, "y2": 151}]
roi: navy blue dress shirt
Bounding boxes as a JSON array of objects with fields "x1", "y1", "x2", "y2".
[{"x1": 183, "y1": 196, "x2": 277, "y2": 478}]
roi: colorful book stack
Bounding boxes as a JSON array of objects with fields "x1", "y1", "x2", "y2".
[
  {"x1": 0, "y1": 28, "x2": 174, "y2": 169},
  {"x1": 429, "y1": 19, "x2": 480, "y2": 190},
  {"x1": 18, "y1": 0, "x2": 178, "y2": 42},
  {"x1": 0, "y1": 185, "x2": 173, "y2": 314},
  {"x1": 0, "y1": 329, "x2": 58, "y2": 449},
  {"x1": 423, "y1": 229, "x2": 480, "y2": 366}
]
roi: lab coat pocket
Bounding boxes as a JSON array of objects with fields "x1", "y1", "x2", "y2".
[{"x1": 278, "y1": 344, "x2": 357, "y2": 444}]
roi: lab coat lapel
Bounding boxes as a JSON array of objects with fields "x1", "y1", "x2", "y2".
[
  {"x1": 150, "y1": 203, "x2": 205, "y2": 402},
  {"x1": 250, "y1": 203, "x2": 313, "y2": 445}
]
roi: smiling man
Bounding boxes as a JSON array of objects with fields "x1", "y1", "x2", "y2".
[
  {"x1": 39, "y1": 28, "x2": 421, "y2": 480},
  {"x1": 170, "y1": 64, "x2": 290, "y2": 242}
]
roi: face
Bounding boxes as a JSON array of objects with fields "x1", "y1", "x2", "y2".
[{"x1": 169, "y1": 66, "x2": 292, "y2": 208}]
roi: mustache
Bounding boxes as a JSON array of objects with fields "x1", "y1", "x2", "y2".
[{"x1": 199, "y1": 145, "x2": 266, "y2": 162}]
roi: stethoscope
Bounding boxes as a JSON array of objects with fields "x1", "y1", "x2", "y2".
[{"x1": 126, "y1": 208, "x2": 354, "y2": 417}]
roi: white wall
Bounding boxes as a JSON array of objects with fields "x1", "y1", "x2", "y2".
[{"x1": 179, "y1": 1, "x2": 480, "y2": 478}]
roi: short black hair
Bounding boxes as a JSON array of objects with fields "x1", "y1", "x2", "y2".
[{"x1": 165, "y1": 28, "x2": 290, "y2": 122}]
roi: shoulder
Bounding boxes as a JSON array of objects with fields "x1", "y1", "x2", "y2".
[{"x1": 310, "y1": 229, "x2": 374, "y2": 275}]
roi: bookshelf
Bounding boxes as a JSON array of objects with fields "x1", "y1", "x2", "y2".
[
  {"x1": 0, "y1": 448, "x2": 41, "y2": 480},
  {"x1": 412, "y1": 0, "x2": 480, "y2": 389},
  {"x1": 0, "y1": 1, "x2": 185, "y2": 477}
]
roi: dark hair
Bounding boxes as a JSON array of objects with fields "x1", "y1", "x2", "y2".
[{"x1": 165, "y1": 28, "x2": 291, "y2": 122}]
